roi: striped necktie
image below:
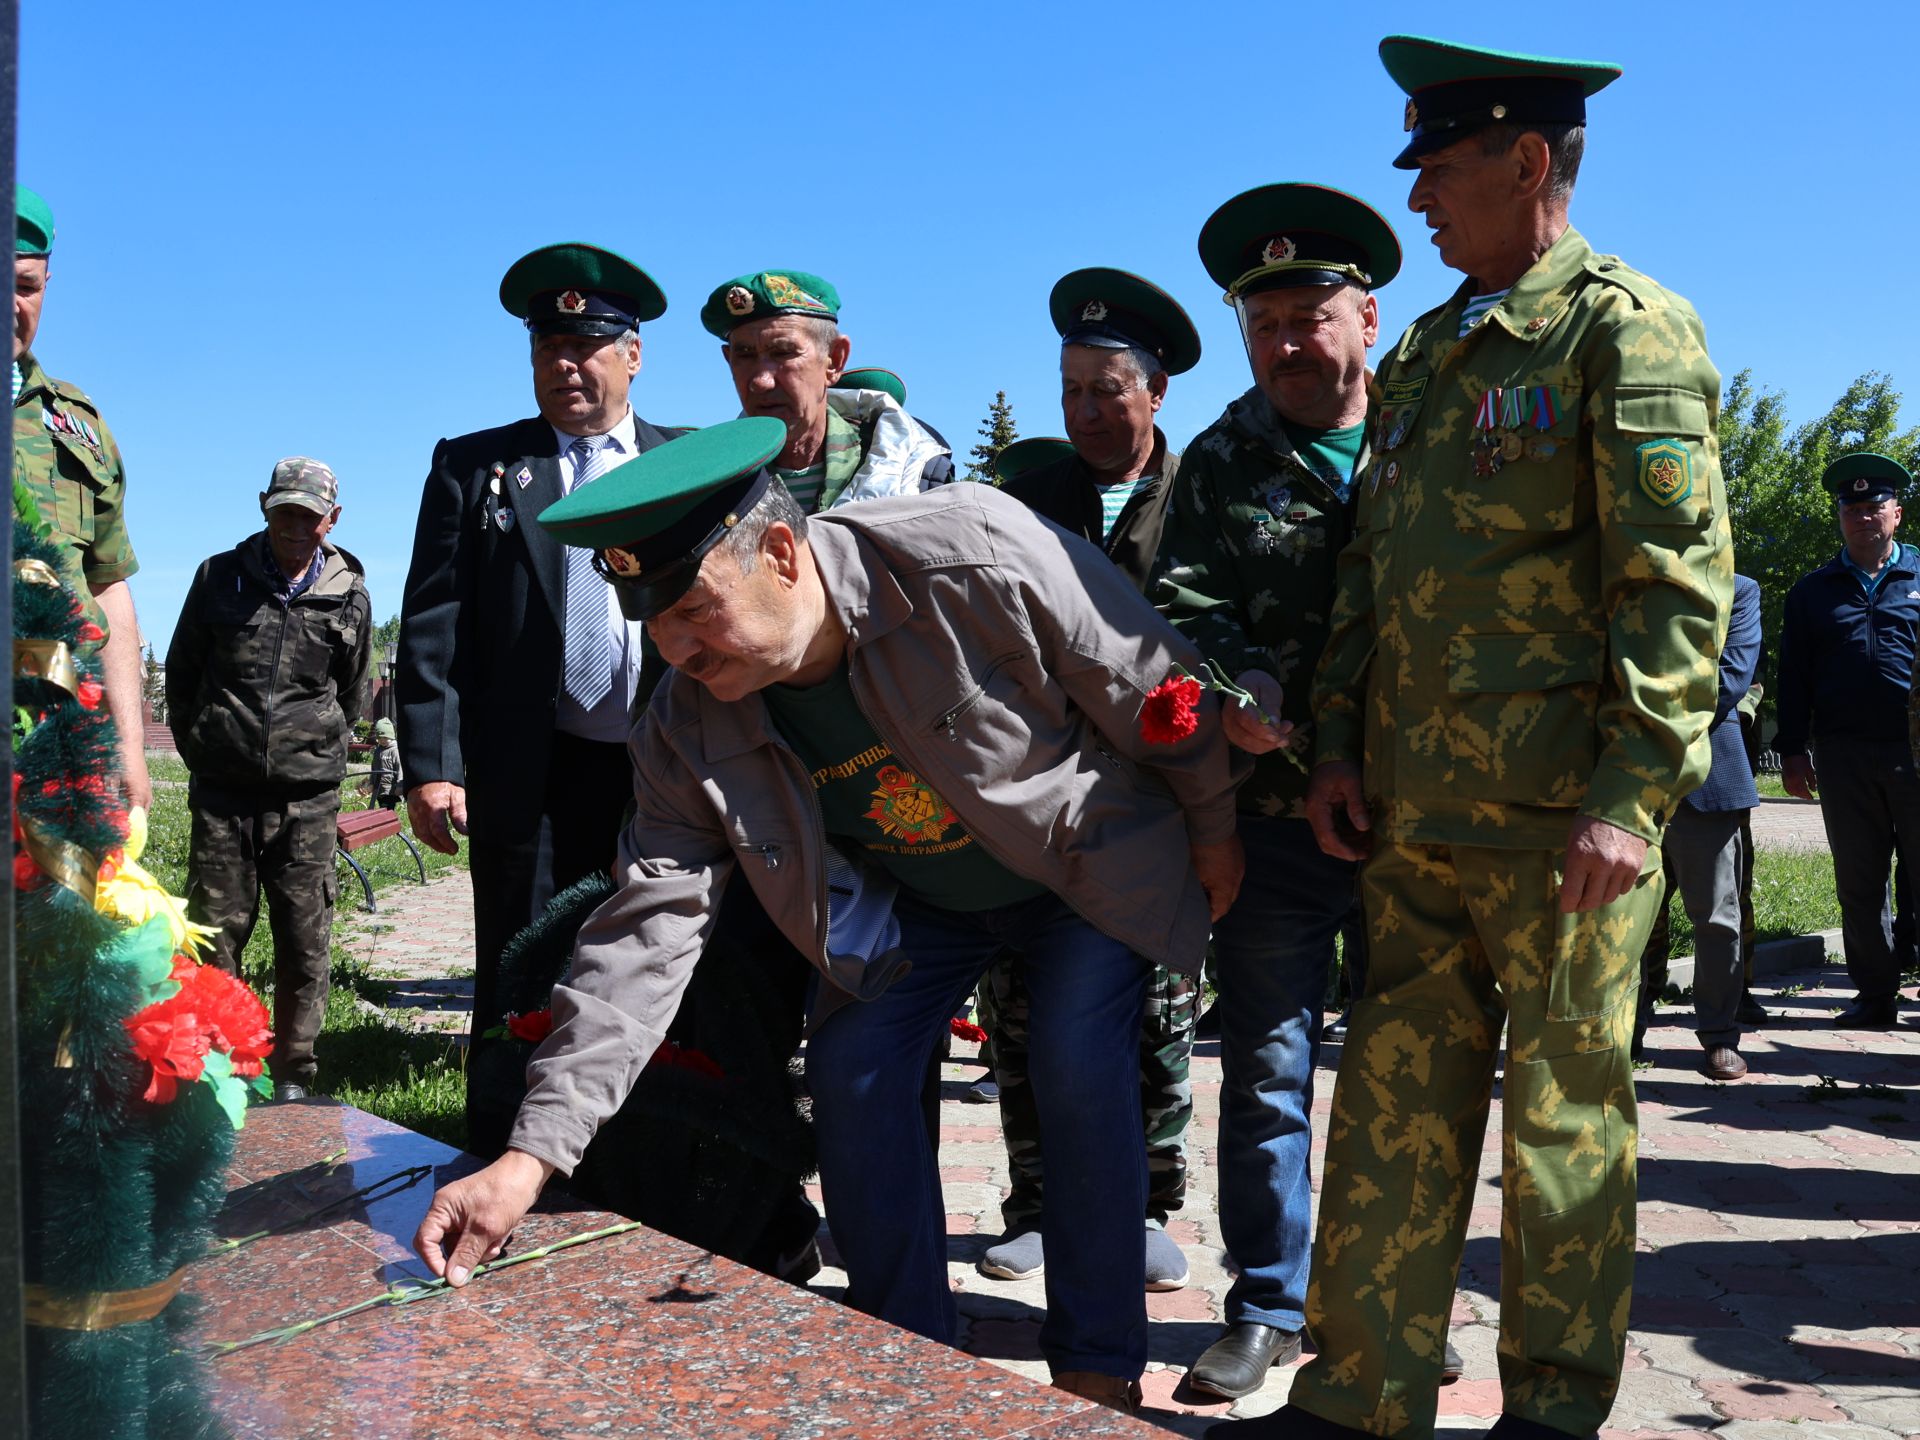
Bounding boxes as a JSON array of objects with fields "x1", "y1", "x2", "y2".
[{"x1": 562, "y1": 433, "x2": 615, "y2": 709}]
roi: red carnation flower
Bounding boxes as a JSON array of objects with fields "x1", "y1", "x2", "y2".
[
  {"x1": 649, "y1": 1039, "x2": 724, "y2": 1080},
  {"x1": 13, "y1": 851, "x2": 40, "y2": 890},
  {"x1": 77, "y1": 622, "x2": 105, "y2": 643},
  {"x1": 1140, "y1": 674, "x2": 1204, "y2": 745},
  {"x1": 76, "y1": 678, "x2": 104, "y2": 711},
  {"x1": 950, "y1": 1017, "x2": 989, "y2": 1044},
  {"x1": 506, "y1": 1008, "x2": 554, "y2": 1044}
]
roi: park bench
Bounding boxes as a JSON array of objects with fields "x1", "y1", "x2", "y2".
[{"x1": 334, "y1": 808, "x2": 426, "y2": 913}]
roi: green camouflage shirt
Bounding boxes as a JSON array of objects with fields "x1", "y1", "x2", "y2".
[
  {"x1": 13, "y1": 352, "x2": 137, "y2": 632},
  {"x1": 1311, "y1": 227, "x2": 1735, "y2": 849},
  {"x1": 1153, "y1": 387, "x2": 1364, "y2": 818}
]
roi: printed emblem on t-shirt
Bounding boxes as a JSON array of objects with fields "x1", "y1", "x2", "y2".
[{"x1": 864, "y1": 765, "x2": 957, "y2": 844}]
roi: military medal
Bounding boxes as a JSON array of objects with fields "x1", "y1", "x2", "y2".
[
  {"x1": 1526, "y1": 436, "x2": 1558, "y2": 462},
  {"x1": 1246, "y1": 516, "x2": 1277, "y2": 554},
  {"x1": 1502, "y1": 431, "x2": 1523, "y2": 461},
  {"x1": 1471, "y1": 389, "x2": 1504, "y2": 475}
]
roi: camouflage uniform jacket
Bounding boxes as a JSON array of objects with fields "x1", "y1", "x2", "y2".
[
  {"x1": 1153, "y1": 389, "x2": 1364, "y2": 818},
  {"x1": 1002, "y1": 427, "x2": 1179, "y2": 592},
  {"x1": 166, "y1": 533, "x2": 373, "y2": 790},
  {"x1": 13, "y1": 351, "x2": 138, "y2": 631},
  {"x1": 1311, "y1": 227, "x2": 1734, "y2": 849}
]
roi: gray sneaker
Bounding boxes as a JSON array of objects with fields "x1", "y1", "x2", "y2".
[
  {"x1": 1144, "y1": 1225, "x2": 1189, "y2": 1291},
  {"x1": 979, "y1": 1228, "x2": 1045, "y2": 1280}
]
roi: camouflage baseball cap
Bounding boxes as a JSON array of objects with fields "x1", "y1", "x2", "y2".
[{"x1": 263, "y1": 456, "x2": 339, "y2": 514}]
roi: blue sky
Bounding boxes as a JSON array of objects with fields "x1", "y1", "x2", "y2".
[{"x1": 22, "y1": 0, "x2": 1918, "y2": 653}]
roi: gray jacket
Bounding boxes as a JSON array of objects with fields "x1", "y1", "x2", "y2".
[{"x1": 510, "y1": 482, "x2": 1245, "y2": 1173}]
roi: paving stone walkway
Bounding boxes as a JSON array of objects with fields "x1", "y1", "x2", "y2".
[
  {"x1": 345, "y1": 865, "x2": 1920, "y2": 1438},
  {"x1": 1748, "y1": 796, "x2": 1833, "y2": 854}
]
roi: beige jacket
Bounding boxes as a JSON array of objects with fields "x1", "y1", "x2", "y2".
[{"x1": 510, "y1": 482, "x2": 1245, "y2": 1173}]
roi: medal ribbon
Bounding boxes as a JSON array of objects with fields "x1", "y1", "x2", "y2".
[
  {"x1": 1474, "y1": 389, "x2": 1498, "y2": 433},
  {"x1": 1531, "y1": 386, "x2": 1558, "y2": 430}
]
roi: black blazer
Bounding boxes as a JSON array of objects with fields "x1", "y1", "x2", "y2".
[{"x1": 395, "y1": 413, "x2": 676, "y2": 844}]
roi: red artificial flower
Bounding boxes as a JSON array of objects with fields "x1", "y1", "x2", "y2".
[
  {"x1": 77, "y1": 622, "x2": 105, "y2": 643},
  {"x1": 125, "y1": 1005, "x2": 211, "y2": 1104},
  {"x1": 76, "y1": 679, "x2": 104, "y2": 711},
  {"x1": 506, "y1": 1008, "x2": 554, "y2": 1044},
  {"x1": 648, "y1": 1039, "x2": 725, "y2": 1080},
  {"x1": 950, "y1": 1017, "x2": 989, "y2": 1044},
  {"x1": 124, "y1": 959, "x2": 273, "y2": 1100},
  {"x1": 1140, "y1": 674, "x2": 1203, "y2": 745},
  {"x1": 181, "y1": 961, "x2": 273, "y2": 1078},
  {"x1": 13, "y1": 851, "x2": 40, "y2": 890}
]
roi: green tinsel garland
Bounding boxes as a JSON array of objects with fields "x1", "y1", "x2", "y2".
[{"x1": 15, "y1": 509, "x2": 235, "y2": 1439}]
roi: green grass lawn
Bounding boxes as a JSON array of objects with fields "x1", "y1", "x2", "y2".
[
  {"x1": 1663, "y1": 845, "x2": 1842, "y2": 957},
  {"x1": 145, "y1": 752, "x2": 471, "y2": 1148}
]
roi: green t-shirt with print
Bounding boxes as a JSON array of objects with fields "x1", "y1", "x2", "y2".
[{"x1": 762, "y1": 667, "x2": 1047, "y2": 912}]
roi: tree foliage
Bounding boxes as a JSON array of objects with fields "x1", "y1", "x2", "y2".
[
  {"x1": 964, "y1": 390, "x2": 1019, "y2": 482},
  {"x1": 1721, "y1": 369, "x2": 1920, "y2": 716}
]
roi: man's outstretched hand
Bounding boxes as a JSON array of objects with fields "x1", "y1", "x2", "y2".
[{"x1": 414, "y1": 1150, "x2": 555, "y2": 1287}]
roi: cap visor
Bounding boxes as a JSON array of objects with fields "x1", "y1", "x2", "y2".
[{"x1": 263, "y1": 493, "x2": 334, "y2": 514}]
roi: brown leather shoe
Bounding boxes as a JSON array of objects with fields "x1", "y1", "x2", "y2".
[
  {"x1": 1051, "y1": 1370, "x2": 1142, "y2": 1415},
  {"x1": 1703, "y1": 1045, "x2": 1748, "y2": 1081}
]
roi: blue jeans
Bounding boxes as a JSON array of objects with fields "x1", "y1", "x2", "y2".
[
  {"x1": 1214, "y1": 814, "x2": 1354, "y2": 1330},
  {"x1": 806, "y1": 891, "x2": 1152, "y2": 1378}
]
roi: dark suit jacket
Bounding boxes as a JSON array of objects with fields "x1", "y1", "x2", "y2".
[
  {"x1": 998, "y1": 428, "x2": 1179, "y2": 593},
  {"x1": 396, "y1": 412, "x2": 676, "y2": 845},
  {"x1": 1686, "y1": 572, "x2": 1762, "y2": 813}
]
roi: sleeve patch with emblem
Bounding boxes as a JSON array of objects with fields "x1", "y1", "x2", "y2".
[{"x1": 1635, "y1": 439, "x2": 1692, "y2": 508}]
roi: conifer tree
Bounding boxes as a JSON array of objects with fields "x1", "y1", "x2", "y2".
[{"x1": 964, "y1": 390, "x2": 1020, "y2": 482}]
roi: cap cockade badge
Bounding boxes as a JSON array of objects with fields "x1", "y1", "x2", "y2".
[{"x1": 725, "y1": 285, "x2": 756, "y2": 317}]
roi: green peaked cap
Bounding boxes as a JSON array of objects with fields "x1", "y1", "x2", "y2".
[
  {"x1": 834, "y1": 367, "x2": 907, "y2": 406},
  {"x1": 991, "y1": 437, "x2": 1077, "y2": 485},
  {"x1": 499, "y1": 243, "x2": 666, "y2": 332},
  {"x1": 1050, "y1": 268, "x2": 1201, "y2": 376},
  {"x1": 1199, "y1": 183, "x2": 1401, "y2": 298},
  {"x1": 1381, "y1": 35, "x2": 1621, "y2": 168},
  {"x1": 1822, "y1": 451, "x2": 1912, "y2": 500},
  {"x1": 538, "y1": 417, "x2": 787, "y2": 620},
  {"x1": 702, "y1": 270, "x2": 841, "y2": 339},
  {"x1": 16, "y1": 185, "x2": 53, "y2": 256}
]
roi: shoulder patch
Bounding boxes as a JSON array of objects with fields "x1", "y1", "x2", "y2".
[{"x1": 1635, "y1": 439, "x2": 1693, "y2": 508}]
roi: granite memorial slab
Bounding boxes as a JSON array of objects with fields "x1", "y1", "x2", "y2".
[{"x1": 190, "y1": 1099, "x2": 1166, "y2": 1438}]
